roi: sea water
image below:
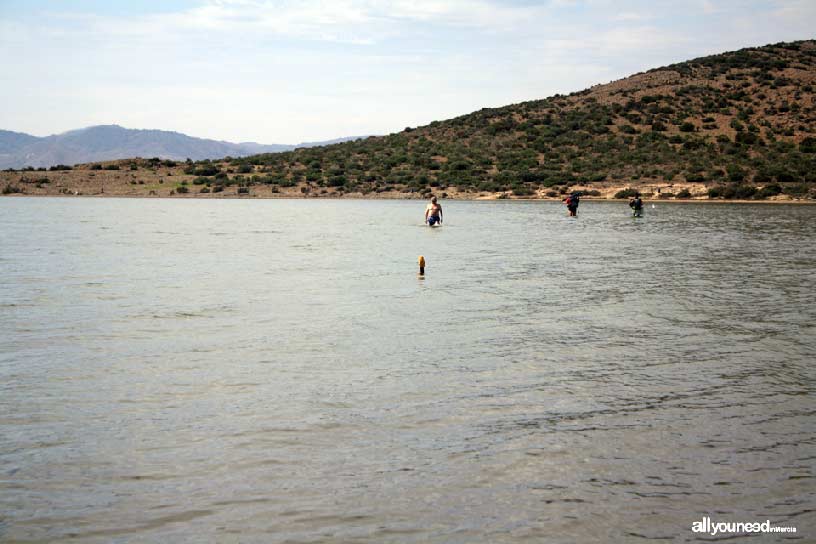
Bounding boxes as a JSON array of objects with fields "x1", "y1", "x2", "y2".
[{"x1": 1, "y1": 198, "x2": 814, "y2": 542}]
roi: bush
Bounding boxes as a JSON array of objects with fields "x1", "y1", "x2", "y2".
[
  {"x1": 614, "y1": 188, "x2": 639, "y2": 199},
  {"x1": 680, "y1": 122, "x2": 695, "y2": 132},
  {"x1": 49, "y1": 164, "x2": 73, "y2": 171},
  {"x1": 708, "y1": 186, "x2": 725, "y2": 198},
  {"x1": 104, "y1": 164, "x2": 120, "y2": 171},
  {"x1": 176, "y1": 185, "x2": 189, "y2": 194},
  {"x1": 511, "y1": 184, "x2": 534, "y2": 196},
  {"x1": 189, "y1": 165, "x2": 220, "y2": 176},
  {"x1": 733, "y1": 185, "x2": 758, "y2": 199},
  {"x1": 735, "y1": 131, "x2": 760, "y2": 145},
  {"x1": 676, "y1": 188, "x2": 692, "y2": 198},
  {"x1": 727, "y1": 165, "x2": 746, "y2": 182},
  {"x1": 721, "y1": 184, "x2": 757, "y2": 199},
  {"x1": 2, "y1": 184, "x2": 23, "y2": 194},
  {"x1": 783, "y1": 184, "x2": 810, "y2": 196},
  {"x1": 757, "y1": 183, "x2": 782, "y2": 198}
]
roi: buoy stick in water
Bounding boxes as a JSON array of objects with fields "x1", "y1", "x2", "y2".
[{"x1": 418, "y1": 255, "x2": 425, "y2": 276}]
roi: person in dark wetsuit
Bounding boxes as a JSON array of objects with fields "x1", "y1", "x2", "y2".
[
  {"x1": 629, "y1": 194, "x2": 644, "y2": 217},
  {"x1": 564, "y1": 192, "x2": 580, "y2": 216}
]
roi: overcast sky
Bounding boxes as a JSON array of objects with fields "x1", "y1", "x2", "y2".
[{"x1": 1, "y1": 0, "x2": 814, "y2": 143}]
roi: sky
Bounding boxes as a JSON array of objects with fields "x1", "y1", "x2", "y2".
[{"x1": 1, "y1": 0, "x2": 814, "y2": 144}]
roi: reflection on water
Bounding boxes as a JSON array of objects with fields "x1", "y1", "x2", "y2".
[{"x1": 1, "y1": 198, "x2": 814, "y2": 542}]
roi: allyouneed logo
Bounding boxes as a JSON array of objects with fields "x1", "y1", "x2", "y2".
[{"x1": 692, "y1": 516, "x2": 797, "y2": 536}]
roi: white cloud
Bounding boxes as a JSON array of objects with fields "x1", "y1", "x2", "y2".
[
  {"x1": 769, "y1": 0, "x2": 816, "y2": 32},
  {"x1": 700, "y1": 0, "x2": 719, "y2": 15},
  {"x1": 36, "y1": 0, "x2": 557, "y2": 45},
  {"x1": 613, "y1": 11, "x2": 653, "y2": 22},
  {"x1": 2, "y1": 0, "x2": 814, "y2": 142},
  {"x1": 591, "y1": 25, "x2": 689, "y2": 54}
]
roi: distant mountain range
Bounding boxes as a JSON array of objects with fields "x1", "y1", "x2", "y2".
[{"x1": 0, "y1": 125, "x2": 366, "y2": 169}]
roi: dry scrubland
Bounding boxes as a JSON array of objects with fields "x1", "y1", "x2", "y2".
[
  {"x1": 0, "y1": 160, "x2": 804, "y2": 201},
  {"x1": 3, "y1": 40, "x2": 816, "y2": 202}
]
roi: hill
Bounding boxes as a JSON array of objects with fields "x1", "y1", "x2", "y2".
[
  {"x1": 226, "y1": 40, "x2": 815, "y2": 200},
  {"x1": 0, "y1": 125, "x2": 365, "y2": 169},
  {"x1": 2, "y1": 41, "x2": 815, "y2": 200}
]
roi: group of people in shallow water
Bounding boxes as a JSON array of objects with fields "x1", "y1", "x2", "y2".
[
  {"x1": 561, "y1": 191, "x2": 644, "y2": 217},
  {"x1": 562, "y1": 191, "x2": 645, "y2": 218},
  {"x1": 423, "y1": 191, "x2": 646, "y2": 225}
]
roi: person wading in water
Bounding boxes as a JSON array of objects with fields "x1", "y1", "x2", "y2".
[
  {"x1": 564, "y1": 192, "x2": 580, "y2": 217},
  {"x1": 629, "y1": 193, "x2": 644, "y2": 217},
  {"x1": 425, "y1": 196, "x2": 443, "y2": 226}
]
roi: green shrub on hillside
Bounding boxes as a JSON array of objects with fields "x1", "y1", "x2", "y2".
[
  {"x1": 757, "y1": 183, "x2": 782, "y2": 198},
  {"x1": 783, "y1": 183, "x2": 811, "y2": 196},
  {"x1": 614, "y1": 188, "x2": 639, "y2": 199},
  {"x1": 708, "y1": 186, "x2": 724, "y2": 198},
  {"x1": 184, "y1": 165, "x2": 220, "y2": 176}
]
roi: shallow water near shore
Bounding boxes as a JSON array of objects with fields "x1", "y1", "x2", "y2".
[{"x1": 1, "y1": 197, "x2": 814, "y2": 543}]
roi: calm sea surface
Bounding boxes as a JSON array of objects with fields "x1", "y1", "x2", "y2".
[{"x1": 1, "y1": 197, "x2": 814, "y2": 543}]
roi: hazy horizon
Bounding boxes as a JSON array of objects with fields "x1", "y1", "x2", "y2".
[
  {"x1": 1, "y1": 0, "x2": 814, "y2": 143},
  {"x1": 0, "y1": 123, "x2": 368, "y2": 146}
]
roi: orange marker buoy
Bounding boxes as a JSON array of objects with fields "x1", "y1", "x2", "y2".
[{"x1": 418, "y1": 255, "x2": 425, "y2": 275}]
